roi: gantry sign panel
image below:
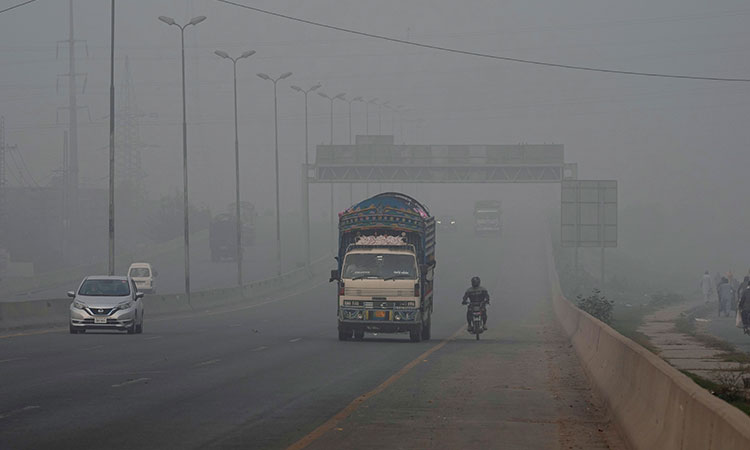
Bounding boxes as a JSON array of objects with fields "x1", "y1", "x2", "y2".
[
  {"x1": 561, "y1": 180, "x2": 617, "y2": 248},
  {"x1": 311, "y1": 142, "x2": 564, "y2": 183}
]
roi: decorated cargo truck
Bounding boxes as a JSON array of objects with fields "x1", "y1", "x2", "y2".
[{"x1": 329, "y1": 192, "x2": 436, "y2": 342}]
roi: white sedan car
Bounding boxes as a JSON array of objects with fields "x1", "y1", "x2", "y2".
[{"x1": 68, "y1": 276, "x2": 144, "y2": 334}]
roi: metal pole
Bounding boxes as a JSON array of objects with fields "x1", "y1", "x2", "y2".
[
  {"x1": 329, "y1": 98, "x2": 334, "y2": 253},
  {"x1": 108, "y1": 0, "x2": 115, "y2": 276},
  {"x1": 273, "y1": 80, "x2": 282, "y2": 276},
  {"x1": 378, "y1": 103, "x2": 382, "y2": 134},
  {"x1": 233, "y1": 60, "x2": 242, "y2": 286},
  {"x1": 349, "y1": 100, "x2": 354, "y2": 205},
  {"x1": 365, "y1": 102, "x2": 369, "y2": 135},
  {"x1": 600, "y1": 185, "x2": 605, "y2": 292},
  {"x1": 303, "y1": 91, "x2": 310, "y2": 267},
  {"x1": 180, "y1": 26, "x2": 191, "y2": 304}
]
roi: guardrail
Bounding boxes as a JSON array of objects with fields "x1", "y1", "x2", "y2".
[
  {"x1": 546, "y1": 237, "x2": 750, "y2": 449},
  {"x1": 0, "y1": 255, "x2": 332, "y2": 332}
]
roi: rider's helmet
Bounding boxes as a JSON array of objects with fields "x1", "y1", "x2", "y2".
[{"x1": 471, "y1": 276, "x2": 480, "y2": 288}]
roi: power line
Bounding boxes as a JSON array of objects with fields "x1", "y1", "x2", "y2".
[
  {"x1": 0, "y1": 0, "x2": 36, "y2": 15},
  {"x1": 217, "y1": 0, "x2": 750, "y2": 82}
]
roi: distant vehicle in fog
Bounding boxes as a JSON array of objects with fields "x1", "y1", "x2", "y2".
[
  {"x1": 68, "y1": 276, "x2": 144, "y2": 334},
  {"x1": 128, "y1": 262, "x2": 157, "y2": 294},
  {"x1": 437, "y1": 215, "x2": 458, "y2": 232},
  {"x1": 210, "y1": 205, "x2": 256, "y2": 262},
  {"x1": 474, "y1": 200, "x2": 502, "y2": 235}
]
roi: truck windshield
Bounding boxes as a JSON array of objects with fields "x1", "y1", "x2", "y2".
[{"x1": 342, "y1": 253, "x2": 417, "y2": 280}]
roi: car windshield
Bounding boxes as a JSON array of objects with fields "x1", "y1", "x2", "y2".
[
  {"x1": 342, "y1": 253, "x2": 417, "y2": 280},
  {"x1": 129, "y1": 268, "x2": 150, "y2": 278},
  {"x1": 78, "y1": 279, "x2": 131, "y2": 296}
]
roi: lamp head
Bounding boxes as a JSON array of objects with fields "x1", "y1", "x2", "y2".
[
  {"x1": 189, "y1": 16, "x2": 207, "y2": 26},
  {"x1": 214, "y1": 50, "x2": 229, "y2": 59},
  {"x1": 257, "y1": 73, "x2": 271, "y2": 81},
  {"x1": 279, "y1": 72, "x2": 293, "y2": 80},
  {"x1": 240, "y1": 50, "x2": 256, "y2": 59},
  {"x1": 310, "y1": 84, "x2": 322, "y2": 92},
  {"x1": 158, "y1": 16, "x2": 176, "y2": 26},
  {"x1": 290, "y1": 85, "x2": 303, "y2": 92},
  {"x1": 318, "y1": 92, "x2": 330, "y2": 99}
]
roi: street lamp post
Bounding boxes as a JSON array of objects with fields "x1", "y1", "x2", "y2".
[
  {"x1": 158, "y1": 14, "x2": 206, "y2": 305},
  {"x1": 215, "y1": 49, "x2": 255, "y2": 287},
  {"x1": 257, "y1": 71, "x2": 292, "y2": 276},
  {"x1": 290, "y1": 83, "x2": 321, "y2": 267},
  {"x1": 108, "y1": 0, "x2": 115, "y2": 275},
  {"x1": 344, "y1": 95, "x2": 363, "y2": 204},
  {"x1": 318, "y1": 91, "x2": 345, "y2": 254},
  {"x1": 365, "y1": 98, "x2": 377, "y2": 135}
]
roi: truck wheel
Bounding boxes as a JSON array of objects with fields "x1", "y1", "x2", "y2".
[
  {"x1": 421, "y1": 319, "x2": 431, "y2": 341},
  {"x1": 338, "y1": 328, "x2": 352, "y2": 341},
  {"x1": 410, "y1": 325, "x2": 422, "y2": 343},
  {"x1": 354, "y1": 329, "x2": 365, "y2": 341}
]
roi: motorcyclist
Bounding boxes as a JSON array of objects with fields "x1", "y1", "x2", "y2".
[{"x1": 462, "y1": 276, "x2": 490, "y2": 331}]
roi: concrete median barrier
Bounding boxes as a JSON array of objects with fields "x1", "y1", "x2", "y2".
[
  {"x1": 547, "y1": 244, "x2": 750, "y2": 449},
  {"x1": 0, "y1": 255, "x2": 332, "y2": 332}
]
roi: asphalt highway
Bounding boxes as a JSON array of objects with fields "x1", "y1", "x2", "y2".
[{"x1": 0, "y1": 202, "x2": 618, "y2": 449}]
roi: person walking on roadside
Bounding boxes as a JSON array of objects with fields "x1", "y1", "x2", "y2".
[
  {"x1": 739, "y1": 286, "x2": 750, "y2": 334},
  {"x1": 717, "y1": 277, "x2": 734, "y2": 317},
  {"x1": 700, "y1": 270, "x2": 714, "y2": 304},
  {"x1": 728, "y1": 271, "x2": 740, "y2": 312}
]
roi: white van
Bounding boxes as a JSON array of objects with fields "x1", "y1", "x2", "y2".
[{"x1": 128, "y1": 262, "x2": 157, "y2": 294}]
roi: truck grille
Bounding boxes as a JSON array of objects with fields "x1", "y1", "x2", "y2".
[{"x1": 345, "y1": 287, "x2": 414, "y2": 297}]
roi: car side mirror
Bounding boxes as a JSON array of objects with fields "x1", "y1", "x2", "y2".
[
  {"x1": 67, "y1": 291, "x2": 75, "y2": 298},
  {"x1": 329, "y1": 269, "x2": 339, "y2": 283},
  {"x1": 135, "y1": 292, "x2": 144, "y2": 300}
]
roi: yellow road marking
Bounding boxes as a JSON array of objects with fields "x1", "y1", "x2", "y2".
[{"x1": 286, "y1": 326, "x2": 464, "y2": 450}]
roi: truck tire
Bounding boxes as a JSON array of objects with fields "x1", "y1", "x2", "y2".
[
  {"x1": 338, "y1": 328, "x2": 352, "y2": 341},
  {"x1": 421, "y1": 318, "x2": 431, "y2": 341},
  {"x1": 354, "y1": 329, "x2": 365, "y2": 341},
  {"x1": 410, "y1": 325, "x2": 422, "y2": 342}
]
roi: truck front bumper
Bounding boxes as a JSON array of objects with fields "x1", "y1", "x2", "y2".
[{"x1": 339, "y1": 308, "x2": 421, "y2": 332}]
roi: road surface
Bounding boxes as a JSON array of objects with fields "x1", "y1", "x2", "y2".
[{"x1": 0, "y1": 205, "x2": 622, "y2": 449}]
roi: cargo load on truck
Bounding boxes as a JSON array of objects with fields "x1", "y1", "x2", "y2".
[{"x1": 331, "y1": 192, "x2": 436, "y2": 342}]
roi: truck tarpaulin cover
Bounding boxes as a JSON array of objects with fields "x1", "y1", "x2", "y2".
[{"x1": 339, "y1": 192, "x2": 431, "y2": 234}]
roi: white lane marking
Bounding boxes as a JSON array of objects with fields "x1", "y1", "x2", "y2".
[
  {"x1": 230, "y1": 324, "x2": 242, "y2": 328},
  {"x1": 111, "y1": 377, "x2": 151, "y2": 388},
  {"x1": 252, "y1": 346, "x2": 268, "y2": 352},
  {"x1": 194, "y1": 358, "x2": 221, "y2": 367},
  {"x1": 143, "y1": 335, "x2": 162, "y2": 341},
  {"x1": 0, "y1": 405, "x2": 40, "y2": 420},
  {"x1": 0, "y1": 357, "x2": 28, "y2": 363},
  {"x1": 289, "y1": 338, "x2": 302, "y2": 343},
  {"x1": 82, "y1": 345, "x2": 103, "y2": 350}
]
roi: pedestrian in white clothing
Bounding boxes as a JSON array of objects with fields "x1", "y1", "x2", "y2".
[{"x1": 700, "y1": 270, "x2": 714, "y2": 304}]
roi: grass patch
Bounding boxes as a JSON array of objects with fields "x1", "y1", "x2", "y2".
[
  {"x1": 718, "y1": 352, "x2": 750, "y2": 364},
  {"x1": 611, "y1": 303, "x2": 657, "y2": 353},
  {"x1": 681, "y1": 370, "x2": 750, "y2": 416}
]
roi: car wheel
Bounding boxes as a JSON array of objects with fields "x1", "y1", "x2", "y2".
[
  {"x1": 69, "y1": 324, "x2": 78, "y2": 334},
  {"x1": 136, "y1": 320, "x2": 143, "y2": 334},
  {"x1": 127, "y1": 316, "x2": 136, "y2": 334}
]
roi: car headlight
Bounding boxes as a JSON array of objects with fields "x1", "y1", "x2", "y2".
[
  {"x1": 73, "y1": 300, "x2": 87, "y2": 310},
  {"x1": 117, "y1": 301, "x2": 134, "y2": 311}
]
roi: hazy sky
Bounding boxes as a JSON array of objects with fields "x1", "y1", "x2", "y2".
[{"x1": 1, "y1": 0, "x2": 749, "y2": 273}]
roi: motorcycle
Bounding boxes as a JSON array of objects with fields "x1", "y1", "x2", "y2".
[{"x1": 464, "y1": 301, "x2": 487, "y2": 340}]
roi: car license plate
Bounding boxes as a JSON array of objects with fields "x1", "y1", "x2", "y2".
[{"x1": 94, "y1": 317, "x2": 107, "y2": 324}]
